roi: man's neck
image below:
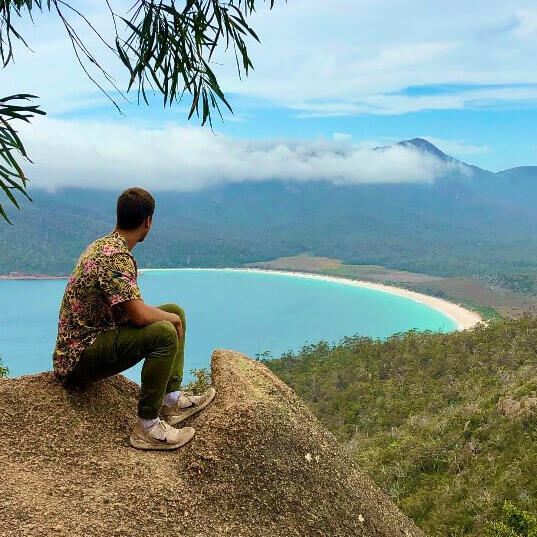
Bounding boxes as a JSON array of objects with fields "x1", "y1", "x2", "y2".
[{"x1": 114, "y1": 228, "x2": 139, "y2": 252}]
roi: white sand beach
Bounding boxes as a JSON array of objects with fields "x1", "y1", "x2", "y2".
[{"x1": 140, "y1": 267, "x2": 483, "y2": 331}]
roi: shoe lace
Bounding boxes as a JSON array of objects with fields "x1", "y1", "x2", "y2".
[
  {"x1": 178, "y1": 393, "x2": 197, "y2": 408},
  {"x1": 156, "y1": 417, "x2": 171, "y2": 435}
]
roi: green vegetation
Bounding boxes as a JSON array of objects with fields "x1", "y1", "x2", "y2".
[
  {"x1": 0, "y1": 354, "x2": 7, "y2": 378},
  {"x1": 264, "y1": 317, "x2": 537, "y2": 536},
  {"x1": 182, "y1": 368, "x2": 212, "y2": 395},
  {"x1": 490, "y1": 274, "x2": 537, "y2": 296},
  {"x1": 486, "y1": 503, "x2": 537, "y2": 537},
  {"x1": 0, "y1": 94, "x2": 45, "y2": 223},
  {"x1": 455, "y1": 301, "x2": 503, "y2": 322}
]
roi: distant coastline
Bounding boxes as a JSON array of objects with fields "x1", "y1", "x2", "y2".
[
  {"x1": 0, "y1": 272, "x2": 67, "y2": 280},
  {"x1": 140, "y1": 267, "x2": 484, "y2": 331}
]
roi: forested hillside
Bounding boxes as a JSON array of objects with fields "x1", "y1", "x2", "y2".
[
  {"x1": 264, "y1": 317, "x2": 537, "y2": 536},
  {"x1": 3, "y1": 139, "x2": 537, "y2": 290}
]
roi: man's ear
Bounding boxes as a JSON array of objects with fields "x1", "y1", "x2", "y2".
[{"x1": 145, "y1": 215, "x2": 152, "y2": 229}]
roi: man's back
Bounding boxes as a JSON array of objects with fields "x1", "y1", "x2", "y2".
[
  {"x1": 52, "y1": 230, "x2": 141, "y2": 376},
  {"x1": 50, "y1": 187, "x2": 214, "y2": 451}
]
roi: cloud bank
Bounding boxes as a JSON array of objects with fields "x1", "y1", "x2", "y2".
[{"x1": 22, "y1": 118, "x2": 462, "y2": 192}]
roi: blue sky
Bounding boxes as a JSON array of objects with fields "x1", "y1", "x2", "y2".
[{"x1": 4, "y1": 0, "x2": 537, "y2": 190}]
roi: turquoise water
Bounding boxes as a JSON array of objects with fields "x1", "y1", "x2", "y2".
[{"x1": 0, "y1": 269, "x2": 457, "y2": 383}]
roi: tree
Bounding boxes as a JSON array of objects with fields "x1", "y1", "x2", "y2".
[{"x1": 0, "y1": 0, "x2": 276, "y2": 222}]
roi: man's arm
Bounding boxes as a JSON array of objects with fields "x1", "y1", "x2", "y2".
[
  {"x1": 94, "y1": 253, "x2": 182, "y2": 335},
  {"x1": 121, "y1": 299, "x2": 183, "y2": 337}
]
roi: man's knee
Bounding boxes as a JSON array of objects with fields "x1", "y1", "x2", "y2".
[
  {"x1": 161, "y1": 303, "x2": 186, "y2": 327},
  {"x1": 150, "y1": 320, "x2": 179, "y2": 349}
]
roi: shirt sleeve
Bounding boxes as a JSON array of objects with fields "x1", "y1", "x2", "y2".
[{"x1": 97, "y1": 253, "x2": 142, "y2": 306}]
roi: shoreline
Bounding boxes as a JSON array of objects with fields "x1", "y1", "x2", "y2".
[
  {"x1": 139, "y1": 267, "x2": 484, "y2": 331},
  {"x1": 0, "y1": 273, "x2": 67, "y2": 280}
]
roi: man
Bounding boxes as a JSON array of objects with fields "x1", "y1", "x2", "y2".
[{"x1": 52, "y1": 187, "x2": 215, "y2": 451}]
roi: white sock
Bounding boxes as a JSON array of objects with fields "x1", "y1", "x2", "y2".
[
  {"x1": 139, "y1": 417, "x2": 158, "y2": 430},
  {"x1": 163, "y1": 390, "x2": 181, "y2": 407}
]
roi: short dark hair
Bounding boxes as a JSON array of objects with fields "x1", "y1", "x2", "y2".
[{"x1": 116, "y1": 187, "x2": 155, "y2": 230}]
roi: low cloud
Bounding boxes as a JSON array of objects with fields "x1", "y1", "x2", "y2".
[{"x1": 22, "y1": 118, "x2": 463, "y2": 192}]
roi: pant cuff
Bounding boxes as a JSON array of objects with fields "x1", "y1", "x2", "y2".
[
  {"x1": 137, "y1": 405, "x2": 159, "y2": 420},
  {"x1": 166, "y1": 380, "x2": 182, "y2": 393}
]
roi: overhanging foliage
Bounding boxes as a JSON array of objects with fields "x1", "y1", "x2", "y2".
[{"x1": 0, "y1": 0, "x2": 277, "y2": 222}]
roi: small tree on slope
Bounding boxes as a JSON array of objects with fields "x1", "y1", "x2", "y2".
[{"x1": 0, "y1": 353, "x2": 8, "y2": 378}]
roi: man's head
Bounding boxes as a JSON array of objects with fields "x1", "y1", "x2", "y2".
[{"x1": 116, "y1": 187, "x2": 155, "y2": 242}]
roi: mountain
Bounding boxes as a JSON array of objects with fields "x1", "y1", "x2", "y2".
[
  {"x1": 398, "y1": 137, "x2": 453, "y2": 161},
  {"x1": 264, "y1": 316, "x2": 537, "y2": 537},
  {"x1": 374, "y1": 137, "x2": 451, "y2": 160},
  {"x1": 0, "y1": 349, "x2": 425, "y2": 537},
  {"x1": 495, "y1": 166, "x2": 537, "y2": 205},
  {"x1": 497, "y1": 166, "x2": 537, "y2": 183},
  {"x1": 2, "y1": 138, "x2": 537, "y2": 284}
]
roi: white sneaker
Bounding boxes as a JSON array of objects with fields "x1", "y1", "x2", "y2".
[
  {"x1": 129, "y1": 417, "x2": 195, "y2": 451},
  {"x1": 161, "y1": 387, "x2": 216, "y2": 426}
]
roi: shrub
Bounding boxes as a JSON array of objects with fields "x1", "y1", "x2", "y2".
[
  {"x1": 182, "y1": 368, "x2": 211, "y2": 395},
  {"x1": 486, "y1": 502, "x2": 537, "y2": 537},
  {"x1": 0, "y1": 353, "x2": 7, "y2": 378}
]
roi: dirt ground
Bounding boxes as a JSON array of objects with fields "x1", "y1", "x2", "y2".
[{"x1": 248, "y1": 254, "x2": 445, "y2": 283}]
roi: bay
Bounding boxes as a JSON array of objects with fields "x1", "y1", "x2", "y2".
[{"x1": 0, "y1": 269, "x2": 457, "y2": 383}]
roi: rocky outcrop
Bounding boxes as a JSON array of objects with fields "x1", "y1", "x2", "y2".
[
  {"x1": 0, "y1": 349, "x2": 425, "y2": 537},
  {"x1": 497, "y1": 395, "x2": 537, "y2": 419}
]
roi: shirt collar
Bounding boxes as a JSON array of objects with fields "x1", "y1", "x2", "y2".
[{"x1": 109, "y1": 230, "x2": 129, "y2": 251}]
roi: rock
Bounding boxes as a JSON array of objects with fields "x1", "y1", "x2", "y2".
[
  {"x1": 498, "y1": 395, "x2": 537, "y2": 419},
  {"x1": 0, "y1": 349, "x2": 425, "y2": 537}
]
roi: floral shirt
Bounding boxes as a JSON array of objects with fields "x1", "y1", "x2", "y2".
[{"x1": 52, "y1": 230, "x2": 142, "y2": 376}]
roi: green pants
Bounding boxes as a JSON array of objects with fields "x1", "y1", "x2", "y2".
[{"x1": 65, "y1": 304, "x2": 185, "y2": 419}]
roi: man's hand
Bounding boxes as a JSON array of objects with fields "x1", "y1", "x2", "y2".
[{"x1": 171, "y1": 315, "x2": 183, "y2": 338}]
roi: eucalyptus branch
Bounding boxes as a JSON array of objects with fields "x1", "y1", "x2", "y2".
[
  {"x1": 0, "y1": 94, "x2": 45, "y2": 223},
  {"x1": 0, "y1": 0, "x2": 278, "y2": 220}
]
